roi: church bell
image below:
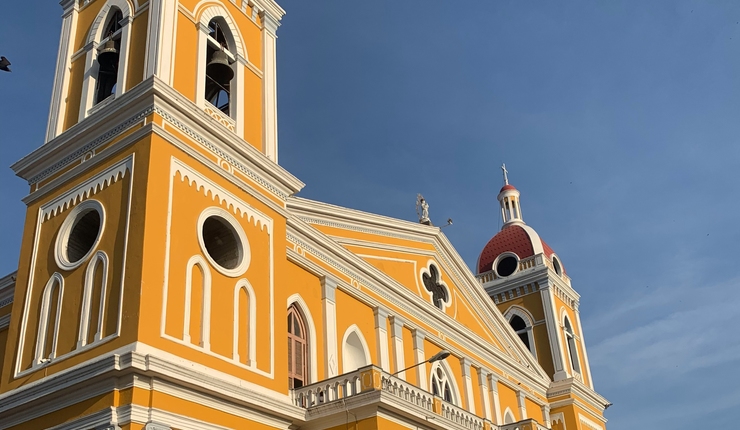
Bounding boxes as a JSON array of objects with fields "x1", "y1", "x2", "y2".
[
  {"x1": 97, "y1": 39, "x2": 119, "y2": 71},
  {"x1": 206, "y1": 50, "x2": 234, "y2": 86}
]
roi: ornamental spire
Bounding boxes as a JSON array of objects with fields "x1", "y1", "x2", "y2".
[{"x1": 498, "y1": 164, "x2": 524, "y2": 228}]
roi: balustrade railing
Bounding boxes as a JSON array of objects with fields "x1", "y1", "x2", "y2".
[
  {"x1": 293, "y1": 366, "x2": 495, "y2": 429},
  {"x1": 499, "y1": 418, "x2": 550, "y2": 430}
]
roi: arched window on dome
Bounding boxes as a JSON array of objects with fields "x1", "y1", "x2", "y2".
[
  {"x1": 563, "y1": 316, "x2": 581, "y2": 374},
  {"x1": 288, "y1": 304, "x2": 309, "y2": 388},
  {"x1": 429, "y1": 361, "x2": 457, "y2": 405},
  {"x1": 204, "y1": 18, "x2": 236, "y2": 116}
]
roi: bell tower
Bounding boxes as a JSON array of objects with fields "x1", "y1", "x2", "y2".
[
  {"x1": 2, "y1": 0, "x2": 303, "y2": 426},
  {"x1": 45, "y1": 0, "x2": 282, "y2": 162},
  {"x1": 477, "y1": 167, "x2": 595, "y2": 386}
]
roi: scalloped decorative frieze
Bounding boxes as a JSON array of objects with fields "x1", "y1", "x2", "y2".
[
  {"x1": 172, "y1": 158, "x2": 272, "y2": 234},
  {"x1": 40, "y1": 156, "x2": 133, "y2": 222},
  {"x1": 155, "y1": 107, "x2": 289, "y2": 201}
]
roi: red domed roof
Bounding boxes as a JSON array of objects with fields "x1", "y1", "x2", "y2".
[
  {"x1": 477, "y1": 224, "x2": 562, "y2": 274},
  {"x1": 500, "y1": 184, "x2": 517, "y2": 192}
]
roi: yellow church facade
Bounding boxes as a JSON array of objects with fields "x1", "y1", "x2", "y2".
[{"x1": 0, "y1": 0, "x2": 610, "y2": 429}]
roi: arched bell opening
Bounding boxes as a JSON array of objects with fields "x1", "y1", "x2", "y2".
[
  {"x1": 204, "y1": 18, "x2": 235, "y2": 116},
  {"x1": 95, "y1": 9, "x2": 123, "y2": 105}
]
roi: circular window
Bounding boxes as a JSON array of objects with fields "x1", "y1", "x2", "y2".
[
  {"x1": 55, "y1": 200, "x2": 105, "y2": 270},
  {"x1": 495, "y1": 254, "x2": 518, "y2": 277},
  {"x1": 197, "y1": 208, "x2": 250, "y2": 277}
]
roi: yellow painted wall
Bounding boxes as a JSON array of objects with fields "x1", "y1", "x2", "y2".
[
  {"x1": 497, "y1": 382, "x2": 520, "y2": 422},
  {"x1": 335, "y1": 288, "x2": 376, "y2": 373}
]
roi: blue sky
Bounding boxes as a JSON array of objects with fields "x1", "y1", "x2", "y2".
[{"x1": 1, "y1": 0, "x2": 739, "y2": 428}]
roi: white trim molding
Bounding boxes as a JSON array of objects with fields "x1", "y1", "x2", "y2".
[
  {"x1": 232, "y1": 279, "x2": 257, "y2": 366},
  {"x1": 340, "y1": 324, "x2": 371, "y2": 374}
]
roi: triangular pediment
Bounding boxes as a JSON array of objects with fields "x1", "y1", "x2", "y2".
[{"x1": 286, "y1": 197, "x2": 549, "y2": 382}]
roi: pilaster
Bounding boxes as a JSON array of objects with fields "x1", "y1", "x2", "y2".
[
  {"x1": 373, "y1": 307, "x2": 390, "y2": 371},
  {"x1": 261, "y1": 12, "x2": 279, "y2": 162},
  {"x1": 478, "y1": 368, "x2": 492, "y2": 420},
  {"x1": 488, "y1": 373, "x2": 503, "y2": 424},
  {"x1": 321, "y1": 276, "x2": 338, "y2": 377},
  {"x1": 460, "y1": 358, "x2": 475, "y2": 414},
  {"x1": 412, "y1": 328, "x2": 427, "y2": 390},
  {"x1": 389, "y1": 315, "x2": 405, "y2": 379}
]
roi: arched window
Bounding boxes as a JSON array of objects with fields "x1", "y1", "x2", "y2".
[
  {"x1": 184, "y1": 256, "x2": 211, "y2": 350},
  {"x1": 233, "y1": 280, "x2": 256, "y2": 366},
  {"x1": 204, "y1": 18, "x2": 235, "y2": 116},
  {"x1": 563, "y1": 316, "x2": 581, "y2": 373},
  {"x1": 429, "y1": 362, "x2": 456, "y2": 404},
  {"x1": 503, "y1": 408, "x2": 516, "y2": 424},
  {"x1": 35, "y1": 274, "x2": 64, "y2": 365},
  {"x1": 94, "y1": 9, "x2": 123, "y2": 104},
  {"x1": 288, "y1": 304, "x2": 309, "y2": 388},
  {"x1": 505, "y1": 307, "x2": 536, "y2": 358},
  {"x1": 78, "y1": 251, "x2": 110, "y2": 348},
  {"x1": 341, "y1": 326, "x2": 370, "y2": 373},
  {"x1": 78, "y1": 0, "x2": 132, "y2": 121}
]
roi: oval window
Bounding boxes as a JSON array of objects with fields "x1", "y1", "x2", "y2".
[
  {"x1": 55, "y1": 200, "x2": 105, "y2": 270},
  {"x1": 202, "y1": 215, "x2": 242, "y2": 270},
  {"x1": 496, "y1": 255, "x2": 518, "y2": 277},
  {"x1": 552, "y1": 256, "x2": 562, "y2": 275},
  {"x1": 197, "y1": 208, "x2": 250, "y2": 277}
]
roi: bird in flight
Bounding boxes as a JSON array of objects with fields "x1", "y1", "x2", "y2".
[{"x1": 0, "y1": 57, "x2": 11, "y2": 72}]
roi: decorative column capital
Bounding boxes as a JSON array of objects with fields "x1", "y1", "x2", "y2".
[
  {"x1": 411, "y1": 328, "x2": 425, "y2": 347},
  {"x1": 374, "y1": 307, "x2": 389, "y2": 327},
  {"x1": 389, "y1": 315, "x2": 404, "y2": 337},
  {"x1": 321, "y1": 276, "x2": 338, "y2": 302},
  {"x1": 261, "y1": 12, "x2": 280, "y2": 35}
]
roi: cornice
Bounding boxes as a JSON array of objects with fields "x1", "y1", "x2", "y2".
[
  {"x1": 0, "y1": 271, "x2": 16, "y2": 308},
  {"x1": 0, "y1": 342, "x2": 305, "y2": 425},
  {"x1": 12, "y1": 77, "x2": 304, "y2": 203},
  {"x1": 547, "y1": 378, "x2": 610, "y2": 414}
]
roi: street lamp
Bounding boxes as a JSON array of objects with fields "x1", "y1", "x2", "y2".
[{"x1": 391, "y1": 350, "x2": 451, "y2": 376}]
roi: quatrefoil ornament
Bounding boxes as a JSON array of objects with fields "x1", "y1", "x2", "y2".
[{"x1": 423, "y1": 264, "x2": 449, "y2": 310}]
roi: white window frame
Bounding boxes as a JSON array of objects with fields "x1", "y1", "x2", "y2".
[
  {"x1": 79, "y1": 0, "x2": 133, "y2": 121},
  {"x1": 194, "y1": 5, "x2": 247, "y2": 138},
  {"x1": 561, "y1": 310, "x2": 582, "y2": 376},
  {"x1": 429, "y1": 360, "x2": 461, "y2": 406},
  {"x1": 232, "y1": 279, "x2": 257, "y2": 366},
  {"x1": 341, "y1": 324, "x2": 371, "y2": 373},
  {"x1": 504, "y1": 306, "x2": 537, "y2": 359}
]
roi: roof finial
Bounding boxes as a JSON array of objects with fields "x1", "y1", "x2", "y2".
[{"x1": 501, "y1": 163, "x2": 509, "y2": 185}]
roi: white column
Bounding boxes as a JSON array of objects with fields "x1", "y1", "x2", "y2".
[
  {"x1": 144, "y1": 0, "x2": 164, "y2": 78},
  {"x1": 152, "y1": 0, "x2": 177, "y2": 83},
  {"x1": 321, "y1": 277, "x2": 338, "y2": 377},
  {"x1": 373, "y1": 308, "x2": 390, "y2": 371},
  {"x1": 517, "y1": 391, "x2": 527, "y2": 419},
  {"x1": 574, "y1": 303, "x2": 594, "y2": 389},
  {"x1": 540, "y1": 281, "x2": 568, "y2": 381},
  {"x1": 478, "y1": 368, "x2": 492, "y2": 421},
  {"x1": 234, "y1": 55, "x2": 246, "y2": 138},
  {"x1": 412, "y1": 329, "x2": 427, "y2": 390},
  {"x1": 46, "y1": 0, "x2": 78, "y2": 142},
  {"x1": 460, "y1": 358, "x2": 476, "y2": 414},
  {"x1": 389, "y1": 316, "x2": 405, "y2": 379},
  {"x1": 542, "y1": 405, "x2": 551, "y2": 428},
  {"x1": 488, "y1": 373, "x2": 503, "y2": 425},
  {"x1": 261, "y1": 12, "x2": 279, "y2": 163}
]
